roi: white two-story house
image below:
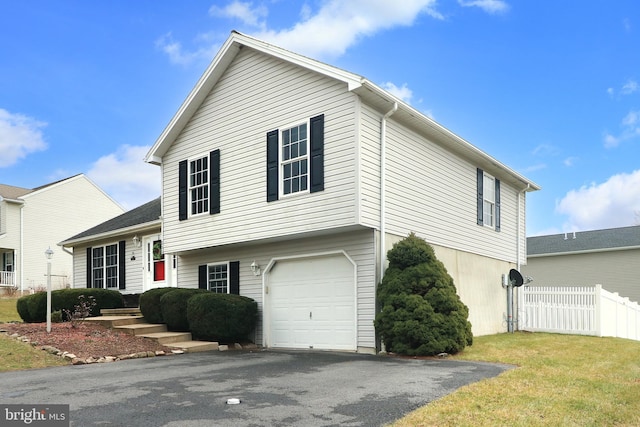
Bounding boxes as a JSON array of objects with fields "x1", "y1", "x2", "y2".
[
  {"x1": 0, "y1": 174, "x2": 124, "y2": 293},
  {"x1": 71, "y1": 31, "x2": 539, "y2": 353}
]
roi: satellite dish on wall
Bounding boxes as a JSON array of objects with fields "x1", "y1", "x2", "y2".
[{"x1": 509, "y1": 269, "x2": 524, "y2": 287}]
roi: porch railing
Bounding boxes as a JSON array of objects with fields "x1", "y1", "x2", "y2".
[{"x1": 0, "y1": 270, "x2": 16, "y2": 286}]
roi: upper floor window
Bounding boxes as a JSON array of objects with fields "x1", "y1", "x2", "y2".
[
  {"x1": 281, "y1": 122, "x2": 309, "y2": 196},
  {"x1": 266, "y1": 114, "x2": 324, "y2": 202},
  {"x1": 477, "y1": 168, "x2": 501, "y2": 231},
  {"x1": 189, "y1": 156, "x2": 209, "y2": 215}
]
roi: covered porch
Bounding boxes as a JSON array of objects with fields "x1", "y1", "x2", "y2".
[{"x1": 0, "y1": 249, "x2": 16, "y2": 287}]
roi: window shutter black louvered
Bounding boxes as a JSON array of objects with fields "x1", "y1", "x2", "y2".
[
  {"x1": 309, "y1": 114, "x2": 325, "y2": 193},
  {"x1": 495, "y1": 179, "x2": 501, "y2": 232},
  {"x1": 178, "y1": 160, "x2": 188, "y2": 220},
  {"x1": 86, "y1": 247, "x2": 92, "y2": 288},
  {"x1": 229, "y1": 261, "x2": 240, "y2": 295},
  {"x1": 266, "y1": 130, "x2": 279, "y2": 202},
  {"x1": 198, "y1": 265, "x2": 207, "y2": 290},
  {"x1": 210, "y1": 149, "x2": 220, "y2": 215},
  {"x1": 476, "y1": 168, "x2": 484, "y2": 226},
  {"x1": 118, "y1": 240, "x2": 126, "y2": 290}
]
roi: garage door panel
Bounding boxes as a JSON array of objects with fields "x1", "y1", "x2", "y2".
[{"x1": 268, "y1": 255, "x2": 356, "y2": 350}]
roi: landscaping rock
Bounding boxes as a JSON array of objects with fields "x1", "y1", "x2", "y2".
[{"x1": 219, "y1": 345, "x2": 229, "y2": 352}]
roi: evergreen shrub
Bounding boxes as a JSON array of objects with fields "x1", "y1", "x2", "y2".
[
  {"x1": 16, "y1": 288, "x2": 123, "y2": 323},
  {"x1": 374, "y1": 233, "x2": 473, "y2": 356},
  {"x1": 159, "y1": 288, "x2": 207, "y2": 331},
  {"x1": 187, "y1": 293, "x2": 258, "y2": 342},
  {"x1": 139, "y1": 288, "x2": 176, "y2": 324}
]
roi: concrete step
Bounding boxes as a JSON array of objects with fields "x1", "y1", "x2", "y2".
[
  {"x1": 85, "y1": 315, "x2": 145, "y2": 328},
  {"x1": 165, "y1": 340, "x2": 220, "y2": 353},
  {"x1": 139, "y1": 331, "x2": 192, "y2": 345},
  {"x1": 101, "y1": 307, "x2": 142, "y2": 316},
  {"x1": 114, "y1": 323, "x2": 167, "y2": 336}
]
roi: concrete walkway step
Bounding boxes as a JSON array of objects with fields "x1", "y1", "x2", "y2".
[
  {"x1": 139, "y1": 331, "x2": 192, "y2": 345},
  {"x1": 114, "y1": 323, "x2": 167, "y2": 336},
  {"x1": 165, "y1": 340, "x2": 220, "y2": 353},
  {"x1": 101, "y1": 307, "x2": 142, "y2": 316},
  {"x1": 85, "y1": 315, "x2": 145, "y2": 328}
]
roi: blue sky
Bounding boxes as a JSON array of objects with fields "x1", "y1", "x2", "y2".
[{"x1": 1, "y1": 1, "x2": 639, "y2": 236}]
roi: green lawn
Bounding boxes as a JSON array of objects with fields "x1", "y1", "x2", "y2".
[
  {"x1": 392, "y1": 332, "x2": 640, "y2": 426},
  {"x1": 0, "y1": 297, "x2": 68, "y2": 371}
]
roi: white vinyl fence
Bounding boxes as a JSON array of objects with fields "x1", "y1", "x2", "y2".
[{"x1": 517, "y1": 285, "x2": 640, "y2": 341}]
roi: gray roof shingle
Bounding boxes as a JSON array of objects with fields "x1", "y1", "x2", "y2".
[
  {"x1": 63, "y1": 197, "x2": 161, "y2": 242},
  {"x1": 527, "y1": 225, "x2": 640, "y2": 255}
]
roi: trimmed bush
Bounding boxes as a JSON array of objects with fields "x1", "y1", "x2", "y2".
[
  {"x1": 160, "y1": 289, "x2": 207, "y2": 331},
  {"x1": 374, "y1": 233, "x2": 473, "y2": 356},
  {"x1": 16, "y1": 289, "x2": 124, "y2": 323},
  {"x1": 187, "y1": 293, "x2": 258, "y2": 342},
  {"x1": 139, "y1": 288, "x2": 176, "y2": 324}
]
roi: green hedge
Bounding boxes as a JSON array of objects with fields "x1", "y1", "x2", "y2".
[
  {"x1": 139, "y1": 288, "x2": 176, "y2": 324},
  {"x1": 16, "y1": 289, "x2": 124, "y2": 323},
  {"x1": 159, "y1": 289, "x2": 207, "y2": 331},
  {"x1": 187, "y1": 293, "x2": 258, "y2": 342}
]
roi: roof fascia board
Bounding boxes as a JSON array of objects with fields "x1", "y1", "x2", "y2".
[
  {"x1": 144, "y1": 31, "x2": 363, "y2": 164},
  {"x1": 528, "y1": 245, "x2": 640, "y2": 258},
  {"x1": 357, "y1": 79, "x2": 540, "y2": 191},
  {"x1": 59, "y1": 220, "x2": 161, "y2": 247}
]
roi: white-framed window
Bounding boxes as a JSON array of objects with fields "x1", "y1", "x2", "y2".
[
  {"x1": 207, "y1": 263, "x2": 229, "y2": 293},
  {"x1": 280, "y1": 121, "x2": 309, "y2": 196},
  {"x1": 483, "y1": 172, "x2": 495, "y2": 228},
  {"x1": 92, "y1": 244, "x2": 119, "y2": 288},
  {"x1": 189, "y1": 155, "x2": 209, "y2": 215}
]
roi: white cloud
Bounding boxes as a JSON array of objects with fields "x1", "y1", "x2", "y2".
[
  {"x1": 0, "y1": 108, "x2": 48, "y2": 168},
  {"x1": 621, "y1": 79, "x2": 639, "y2": 95},
  {"x1": 458, "y1": 0, "x2": 509, "y2": 14},
  {"x1": 155, "y1": 32, "x2": 219, "y2": 66},
  {"x1": 209, "y1": 1, "x2": 268, "y2": 29},
  {"x1": 563, "y1": 156, "x2": 578, "y2": 167},
  {"x1": 555, "y1": 170, "x2": 640, "y2": 231},
  {"x1": 242, "y1": 0, "x2": 442, "y2": 59},
  {"x1": 603, "y1": 110, "x2": 640, "y2": 148},
  {"x1": 87, "y1": 145, "x2": 160, "y2": 210},
  {"x1": 381, "y1": 82, "x2": 413, "y2": 103}
]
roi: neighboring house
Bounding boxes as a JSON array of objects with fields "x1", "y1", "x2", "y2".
[
  {"x1": 522, "y1": 225, "x2": 640, "y2": 303},
  {"x1": 137, "y1": 30, "x2": 540, "y2": 353},
  {"x1": 58, "y1": 197, "x2": 175, "y2": 295},
  {"x1": 0, "y1": 174, "x2": 124, "y2": 293}
]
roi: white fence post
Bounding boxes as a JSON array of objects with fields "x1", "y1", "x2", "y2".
[{"x1": 595, "y1": 284, "x2": 602, "y2": 337}]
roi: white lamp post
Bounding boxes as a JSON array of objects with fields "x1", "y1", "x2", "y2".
[{"x1": 45, "y1": 247, "x2": 54, "y2": 333}]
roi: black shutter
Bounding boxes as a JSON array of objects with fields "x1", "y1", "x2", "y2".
[
  {"x1": 86, "y1": 247, "x2": 92, "y2": 288},
  {"x1": 118, "y1": 240, "x2": 126, "y2": 290},
  {"x1": 476, "y1": 168, "x2": 484, "y2": 226},
  {"x1": 229, "y1": 261, "x2": 240, "y2": 295},
  {"x1": 178, "y1": 160, "x2": 188, "y2": 221},
  {"x1": 309, "y1": 114, "x2": 325, "y2": 193},
  {"x1": 266, "y1": 130, "x2": 279, "y2": 202},
  {"x1": 198, "y1": 265, "x2": 208, "y2": 290},
  {"x1": 495, "y1": 179, "x2": 501, "y2": 232},
  {"x1": 210, "y1": 149, "x2": 220, "y2": 215}
]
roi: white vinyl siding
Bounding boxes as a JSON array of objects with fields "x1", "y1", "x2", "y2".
[
  {"x1": 161, "y1": 48, "x2": 359, "y2": 254},
  {"x1": 382, "y1": 114, "x2": 521, "y2": 264},
  {"x1": 174, "y1": 229, "x2": 377, "y2": 351},
  {"x1": 19, "y1": 175, "x2": 124, "y2": 291}
]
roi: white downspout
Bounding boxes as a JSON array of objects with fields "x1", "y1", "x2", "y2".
[
  {"x1": 19, "y1": 203, "x2": 25, "y2": 292},
  {"x1": 380, "y1": 102, "x2": 398, "y2": 281},
  {"x1": 512, "y1": 183, "x2": 530, "y2": 332}
]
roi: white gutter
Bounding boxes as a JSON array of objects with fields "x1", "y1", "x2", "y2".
[{"x1": 380, "y1": 102, "x2": 398, "y2": 281}]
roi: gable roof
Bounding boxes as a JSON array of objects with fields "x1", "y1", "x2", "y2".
[
  {"x1": 145, "y1": 31, "x2": 539, "y2": 192},
  {"x1": 0, "y1": 183, "x2": 31, "y2": 201},
  {"x1": 59, "y1": 197, "x2": 161, "y2": 246},
  {"x1": 527, "y1": 225, "x2": 640, "y2": 257}
]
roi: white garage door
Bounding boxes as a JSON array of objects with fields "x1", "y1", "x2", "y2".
[{"x1": 267, "y1": 254, "x2": 356, "y2": 351}]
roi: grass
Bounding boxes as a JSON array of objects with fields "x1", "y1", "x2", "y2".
[
  {"x1": 391, "y1": 332, "x2": 640, "y2": 426},
  {"x1": 0, "y1": 296, "x2": 68, "y2": 371}
]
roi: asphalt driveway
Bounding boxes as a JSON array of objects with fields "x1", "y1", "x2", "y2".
[{"x1": 0, "y1": 350, "x2": 511, "y2": 426}]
